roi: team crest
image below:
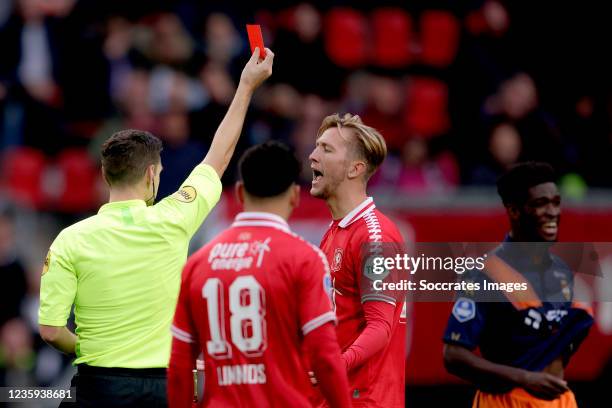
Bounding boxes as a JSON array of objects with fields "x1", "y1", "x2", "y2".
[
  {"x1": 452, "y1": 297, "x2": 476, "y2": 323},
  {"x1": 332, "y1": 248, "x2": 343, "y2": 272}
]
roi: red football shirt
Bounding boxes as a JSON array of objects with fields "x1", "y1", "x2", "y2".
[
  {"x1": 320, "y1": 197, "x2": 406, "y2": 407},
  {"x1": 172, "y1": 212, "x2": 335, "y2": 407}
]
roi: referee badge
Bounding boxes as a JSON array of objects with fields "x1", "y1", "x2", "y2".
[
  {"x1": 173, "y1": 186, "x2": 197, "y2": 203},
  {"x1": 42, "y1": 251, "x2": 51, "y2": 275}
]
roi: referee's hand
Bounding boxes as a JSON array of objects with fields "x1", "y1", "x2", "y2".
[{"x1": 240, "y1": 47, "x2": 274, "y2": 92}]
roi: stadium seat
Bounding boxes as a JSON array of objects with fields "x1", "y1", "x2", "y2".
[
  {"x1": 0, "y1": 147, "x2": 47, "y2": 209},
  {"x1": 419, "y1": 10, "x2": 460, "y2": 67},
  {"x1": 371, "y1": 8, "x2": 413, "y2": 68},
  {"x1": 324, "y1": 8, "x2": 369, "y2": 68},
  {"x1": 404, "y1": 77, "x2": 450, "y2": 138},
  {"x1": 52, "y1": 148, "x2": 100, "y2": 213}
]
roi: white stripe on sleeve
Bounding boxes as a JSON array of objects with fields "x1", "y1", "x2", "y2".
[
  {"x1": 302, "y1": 311, "x2": 337, "y2": 335},
  {"x1": 171, "y1": 325, "x2": 194, "y2": 343}
]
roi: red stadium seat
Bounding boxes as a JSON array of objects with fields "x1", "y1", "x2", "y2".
[
  {"x1": 404, "y1": 77, "x2": 450, "y2": 138},
  {"x1": 52, "y1": 148, "x2": 100, "y2": 213},
  {"x1": 0, "y1": 147, "x2": 47, "y2": 209},
  {"x1": 371, "y1": 8, "x2": 413, "y2": 68},
  {"x1": 419, "y1": 10, "x2": 460, "y2": 67},
  {"x1": 324, "y1": 8, "x2": 369, "y2": 68}
]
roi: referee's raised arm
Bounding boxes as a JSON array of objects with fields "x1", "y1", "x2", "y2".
[
  {"x1": 152, "y1": 47, "x2": 274, "y2": 239},
  {"x1": 202, "y1": 47, "x2": 274, "y2": 177}
]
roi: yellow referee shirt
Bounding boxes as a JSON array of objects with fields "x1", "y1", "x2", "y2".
[{"x1": 38, "y1": 163, "x2": 222, "y2": 368}]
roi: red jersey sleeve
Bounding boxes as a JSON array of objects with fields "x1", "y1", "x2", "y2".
[
  {"x1": 168, "y1": 261, "x2": 199, "y2": 408},
  {"x1": 341, "y1": 300, "x2": 395, "y2": 372},
  {"x1": 297, "y1": 244, "x2": 336, "y2": 336},
  {"x1": 304, "y1": 323, "x2": 351, "y2": 408},
  {"x1": 340, "y1": 214, "x2": 405, "y2": 371},
  {"x1": 171, "y1": 260, "x2": 198, "y2": 346},
  {"x1": 352, "y1": 224, "x2": 403, "y2": 306}
]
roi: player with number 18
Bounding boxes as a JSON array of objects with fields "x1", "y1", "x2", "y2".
[{"x1": 168, "y1": 142, "x2": 351, "y2": 408}]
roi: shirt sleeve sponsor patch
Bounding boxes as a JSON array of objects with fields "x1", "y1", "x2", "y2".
[
  {"x1": 42, "y1": 251, "x2": 51, "y2": 275},
  {"x1": 172, "y1": 186, "x2": 197, "y2": 203},
  {"x1": 452, "y1": 297, "x2": 476, "y2": 323},
  {"x1": 363, "y1": 255, "x2": 390, "y2": 281},
  {"x1": 323, "y1": 273, "x2": 333, "y2": 304}
]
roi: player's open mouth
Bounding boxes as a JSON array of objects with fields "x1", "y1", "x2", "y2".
[
  {"x1": 541, "y1": 222, "x2": 558, "y2": 236},
  {"x1": 312, "y1": 169, "x2": 323, "y2": 184}
]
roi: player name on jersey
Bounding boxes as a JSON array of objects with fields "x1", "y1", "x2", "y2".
[
  {"x1": 217, "y1": 363, "x2": 267, "y2": 386},
  {"x1": 171, "y1": 212, "x2": 337, "y2": 407}
]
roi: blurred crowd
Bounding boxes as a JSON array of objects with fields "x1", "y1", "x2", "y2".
[
  {"x1": 1, "y1": 0, "x2": 612, "y2": 395},
  {"x1": 2, "y1": 0, "x2": 612, "y2": 208}
]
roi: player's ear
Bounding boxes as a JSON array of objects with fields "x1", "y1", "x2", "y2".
[
  {"x1": 145, "y1": 164, "x2": 155, "y2": 186},
  {"x1": 289, "y1": 184, "x2": 300, "y2": 209},
  {"x1": 347, "y1": 161, "x2": 367, "y2": 180},
  {"x1": 506, "y1": 203, "x2": 520, "y2": 221},
  {"x1": 235, "y1": 181, "x2": 245, "y2": 206},
  {"x1": 101, "y1": 167, "x2": 111, "y2": 187}
]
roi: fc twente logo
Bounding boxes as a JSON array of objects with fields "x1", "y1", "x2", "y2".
[{"x1": 332, "y1": 248, "x2": 343, "y2": 272}]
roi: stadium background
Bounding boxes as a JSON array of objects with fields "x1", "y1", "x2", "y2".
[{"x1": 0, "y1": 0, "x2": 610, "y2": 406}]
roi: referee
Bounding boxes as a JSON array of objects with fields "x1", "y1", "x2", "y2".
[{"x1": 38, "y1": 48, "x2": 273, "y2": 407}]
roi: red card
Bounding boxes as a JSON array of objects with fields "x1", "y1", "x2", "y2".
[{"x1": 246, "y1": 24, "x2": 266, "y2": 59}]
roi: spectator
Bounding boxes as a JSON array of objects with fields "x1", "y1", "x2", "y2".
[
  {"x1": 0, "y1": 207, "x2": 32, "y2": 386},
  {"x1": 470, "y1": 122, "x2": 522, "y2": 185},
  {"x1": 0, "y1": 0, "x2": 66, "y2": 152},
  {"x1": 483, "y1": 72, "x2": 564, "y2": 170},
  {"x1": 373, "y1": 138, "x2": 459, "y2": 194},
  {"x1": 0, "y1": 207, "x2": 28, "y2": 329},
  {"x1": 396, "y1": 138, "x2": 459, "y2": 194},
  {"x1": 272, "y1": 3, "x2": 341, "y2": 97},
  {"x1": 157, "y1": 111, "x2": 206, "y2": 199},
  {"x1": 362, "y1": 74, "x2": 407, "y2": 152},
  {"x1": 103, "y1": 16, "x2": 136, "y2": 104},
  {"x1": 202, "y1": 12, "x2": 244, "y2": 80}
]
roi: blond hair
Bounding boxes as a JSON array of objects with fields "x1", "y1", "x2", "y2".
[{"x1": 317, "y1": 113, "x2": 387, "y2": 179}]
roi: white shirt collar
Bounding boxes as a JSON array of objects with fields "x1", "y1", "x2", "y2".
[
  {"x1": 338, "y1": 197, "x2": 376, "y2": 228},
  {"x1": 232, "y1": 211, "x2": 290, "y2": 232}
]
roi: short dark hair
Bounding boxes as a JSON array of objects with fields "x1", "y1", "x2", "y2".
[
  {"x1": 101, "y1": 129, "x2": 163, "y2": 186},
  {"x1": 497, "y1": 161, "x2": 556, "y2": 206},
  {"x1": 239, "y1": 141, "x2": 300, "y2": 198}
]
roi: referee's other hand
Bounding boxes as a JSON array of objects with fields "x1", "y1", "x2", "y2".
[{"x1": 240, "y1": 47, "x2": 274, "y2": 92}]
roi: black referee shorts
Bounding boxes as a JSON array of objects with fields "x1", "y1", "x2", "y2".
[{"x1": 59, "y1": 364, "x2": 167, "y2": 408}]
